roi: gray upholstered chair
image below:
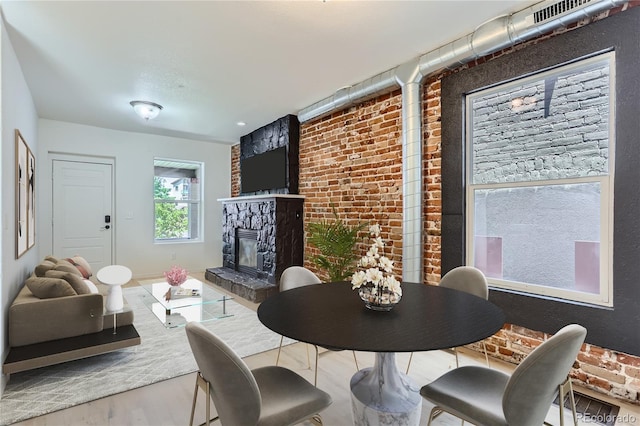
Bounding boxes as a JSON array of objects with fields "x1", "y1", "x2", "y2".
[
  {"x1": 186, "y1": 321, "x2": 332, "y2": 426},
  {"x1": 419, "y1": 323, "x2": 587, "y2": 426},
  {"x1": 439, "y1": 265, "x2": 490, "y2": 367},
  {"x1": 275, "y1": 266, "x2": 359, "y2": 386},
  {"x1": 406, "y1": 265, "x2": 491, "y2": 373}
]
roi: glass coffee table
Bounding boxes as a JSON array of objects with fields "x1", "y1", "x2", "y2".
[{"x1": 140, "y1": 278, "x2": 232, "y2": 328}]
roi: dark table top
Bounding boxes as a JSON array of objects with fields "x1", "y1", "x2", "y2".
[{"x1": 257, "y1": 281, "x2": 505, "y2": 353}]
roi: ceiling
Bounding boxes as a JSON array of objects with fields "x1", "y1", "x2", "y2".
[{"x1": 0, "y1": 0, "x2": 540, "y2": 145}]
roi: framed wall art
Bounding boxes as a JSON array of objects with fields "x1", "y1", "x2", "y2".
[
  {"x1": 27, "y1": 146, "x2": 35, "y2": 249},
  {"x1": 15, "y1": 130, "x2": 34, "y2": 258}
]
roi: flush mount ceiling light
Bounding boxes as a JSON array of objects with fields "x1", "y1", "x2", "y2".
[{"x1": 129, "y1": 100, "x2": 163, "y2": 120}]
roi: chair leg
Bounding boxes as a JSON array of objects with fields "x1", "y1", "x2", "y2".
[
  {"x1": 275, "y1": 335, "x2": 284, "y2": 366},
  {"x1": 482, "y1": 340, "x2": 490, "y2": 367},
  {"x1": 314, "y1": 345, "x2": 320, "y2": 387},
  {"x1": 306, "y1": 343, "x2": 312, "y2": 369},
  {"x1": 191, "y1": 372, "x2": 220, "y2": 426},
  {"x1": 453, "y1": 347, "x2": 460, "y2": 368},
  {"x1": 189, "y1": 374, "x2": 200, "y2": 426},
  {"x1": 427, "y1": 406, "x2": 440, "y2": 426},
  {"x1": 406, "y1": 352, "x2": 413, "y2": 374},
  {"x1": 558, "y1": 376, "x2": 578, "y2": 426},
  {"x1": 352, "y1": 351, "x2": 359, "y2": 371}
]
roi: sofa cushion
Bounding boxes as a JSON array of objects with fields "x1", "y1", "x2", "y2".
[
  {"x1": 66, "y1": 256, "x2": 93, "y2": 279},
  {"x1": 34, "y1": 260, "x2": 57, "y2": 277},
  {"x1": 45, "y1": 270, "x2": 91, "y2": 294},
  {"x1": 54, "y1": 259, "x2": 83, "y2": 276},
  {"x1": 25, "y1": 276, "x2": 77, "y2": 298}
]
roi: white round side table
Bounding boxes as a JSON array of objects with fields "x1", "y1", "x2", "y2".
[{"x1": 96, "y1": 265, "x2": 132, "y2": 312}]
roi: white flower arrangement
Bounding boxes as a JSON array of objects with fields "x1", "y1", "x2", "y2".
[{"x1": 351, "y1": 224, "x2": 402, "y2": 299}]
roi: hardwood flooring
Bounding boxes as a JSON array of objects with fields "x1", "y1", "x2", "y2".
[{"x1": 11, "y1": 273, "x2": 640, "y2": 426}]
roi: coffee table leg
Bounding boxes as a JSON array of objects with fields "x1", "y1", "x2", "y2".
[{"x1": 350, "y1": 352, "x2": 421, "y2": 426}]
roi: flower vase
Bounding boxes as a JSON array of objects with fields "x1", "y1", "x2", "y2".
[{"x1": 358, "y1": 284, "x2": 401, "y2": 311}]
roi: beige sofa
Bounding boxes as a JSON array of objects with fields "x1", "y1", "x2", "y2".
[{"x1": 4, "y1": 256, "x2": 139, "y2": 374}]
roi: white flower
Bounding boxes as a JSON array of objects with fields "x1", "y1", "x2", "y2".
[
  {"x1": 366, "y1": 245, "x2": 380, "y2": 259},
  {"x1": 369, "y1": 224, "x2": 381, "y2": 237},
  {"x1": 379, "y1": 256, "x2": 394, "y2": 273},
  {"x1": 351, "y1": 270, "x2": 367, "y2": 289},
  {"x1": 374, "y1": 236, "x2": 385, "y2": 249},
  {"x1": 385, "y1": 276, "x2": 402, "y2": 296},
  {"x1": 365, "y1": 268, "x2": 383, "y2": 285}
]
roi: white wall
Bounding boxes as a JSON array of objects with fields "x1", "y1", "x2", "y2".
[
  {"x1": 38, "y1": 119, "x2": 231, "y2": 278},
  {"x1": 1, "y1": 19, "x2": 39, "y2": 394}
]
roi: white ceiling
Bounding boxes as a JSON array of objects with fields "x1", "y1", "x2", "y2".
[{"x1": 0, "y1": 0, "x2": 539, "y2": 145}]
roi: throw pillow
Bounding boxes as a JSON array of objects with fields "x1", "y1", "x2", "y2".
[
  {"x1": 25, "y1": 276, "x2": 77, "y2": 299},
  {"x1": 34, "y1": 260, "x2": 57, "y2": 277},
  {"x1": 45, "y1": 270, "x2": 91, "y2": 295},
  {"x1": 84, "y1": 279, "x2": 99, "y2": 294},
  {"x1": 66, "y1": 256, "x2": 93, "y2": 279},
  {"x1": 54, "y1": 259, "x2": 83, "y2": 276}
]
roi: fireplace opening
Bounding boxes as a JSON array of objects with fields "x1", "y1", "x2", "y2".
[{"x1": 236, "y1": 229, "x2": 259, "y2": 276}]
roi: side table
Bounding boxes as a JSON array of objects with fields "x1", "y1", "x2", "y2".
[{"x1": 97, "y1": 265, "x2": 132, "y2": 312}]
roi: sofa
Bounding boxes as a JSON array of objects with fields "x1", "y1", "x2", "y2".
[{"x1": 3, "y1": 256, "x2": 140, "y2": 374}]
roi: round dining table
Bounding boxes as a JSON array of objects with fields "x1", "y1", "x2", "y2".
[{"x1": 257, "y1": 281, "x2": 505, "y2": 426}]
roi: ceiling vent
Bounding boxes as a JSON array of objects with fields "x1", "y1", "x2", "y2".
[{"x1": 534, "y1": 0, "x2": 595, "y2": 23}]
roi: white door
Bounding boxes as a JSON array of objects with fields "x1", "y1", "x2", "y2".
[{"x1": 53, "y1": 159, "x2": 113, "y2": 272}]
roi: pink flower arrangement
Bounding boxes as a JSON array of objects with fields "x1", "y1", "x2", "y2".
[{"x1": 164, "y1": 265, "x2": 188, "y2": 286}]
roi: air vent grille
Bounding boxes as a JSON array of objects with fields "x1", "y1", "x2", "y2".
[{"x1": 534, "y1": 0, "x2": 594, "y2": 23}]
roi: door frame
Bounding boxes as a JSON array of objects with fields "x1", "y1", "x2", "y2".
[{"x1": 48, "y1": 153, "x2": 116, "y2": 264}]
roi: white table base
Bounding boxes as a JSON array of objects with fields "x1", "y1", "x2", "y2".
[
  {"x1": 350, "y1": 353, "x2": 422, "y2": 426},
  {"x1": 105, "y1": 285, "x2": 124, "y2": 312}
]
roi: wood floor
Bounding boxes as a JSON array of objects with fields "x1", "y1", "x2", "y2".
[{"x1": 11, "y1": 273, "x2": 640, "y2": 426}]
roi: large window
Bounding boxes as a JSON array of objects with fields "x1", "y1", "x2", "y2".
[
  {"x1": 466, "y1": 52, "x2": 614, "y2": 306},
  {"x1": 154, "y1": 158, "x2": 203, "y2": 242}
]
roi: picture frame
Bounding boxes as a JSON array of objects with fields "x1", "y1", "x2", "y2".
[
  {"x1": 15, "y1": 130, "x2": 34, "y2": 258},
  {"x1": 27, "y1": 146, "x2": 36, "y2": 249}
]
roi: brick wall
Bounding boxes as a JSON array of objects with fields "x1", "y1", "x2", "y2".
[
  {"x1": 231, "y1": 144, "x2": 240, "y2": 197},
  {"x1": 299, "y1": 91, "x2": 405, "y2": 281}
]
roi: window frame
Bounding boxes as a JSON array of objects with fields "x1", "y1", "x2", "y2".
[
  {"x1": 153, "y1": 158, "x2": 204, "y2": 244},
  {"x1": 464, "y1": 52, "x2": 615, "y2": 307}
]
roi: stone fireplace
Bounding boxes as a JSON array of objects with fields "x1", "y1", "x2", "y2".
[
  {"x1": 205, "y1": 114, "x2": 303, "y2": 302},
  {"x1": 206, "y1": 194, "x2": 304, "y2": 302}
]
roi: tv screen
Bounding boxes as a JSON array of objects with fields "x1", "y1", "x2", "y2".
[{"x1": 241, "y1": 147, "x2": 287, "y2": 193}]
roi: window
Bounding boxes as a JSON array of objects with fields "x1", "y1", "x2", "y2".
[
  {"x1": 466, "y1": 52, "x2": 614, "y2": 306},
  {"x1": 154, "y1": 158, "x2": 203, "y2": 242}
]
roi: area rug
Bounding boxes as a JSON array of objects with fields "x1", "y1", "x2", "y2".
[{"x1": 0, "y1": 284, "x2": 289, "y2": 425}]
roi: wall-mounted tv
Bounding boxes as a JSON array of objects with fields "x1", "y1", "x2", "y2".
[{"x1": 240, "y1": 146, "x2": 287, "y2": 193}]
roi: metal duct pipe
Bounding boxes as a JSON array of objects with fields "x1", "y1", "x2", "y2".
[
  {"x1": 395, "y1": 60, "x2": 424, "y2": 283},
  {"x1": 297, "y1": 0, "x2": 627, "y2": 282}
]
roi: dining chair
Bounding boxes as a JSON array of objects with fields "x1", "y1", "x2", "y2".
[
  {"x1": 186, "y1": 321, "x2": 332, "y2": 426},
  {"x1": 419, "y1": 323, "x2": 587, "y2": 426},
  {"x1": 275, "y1": 266, "x2": 359, "y2": 386},
  {"x1": 406, "y1": 265, "x2": 490, "y2": 374}
]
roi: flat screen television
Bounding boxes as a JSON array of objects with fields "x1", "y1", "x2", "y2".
[{"x1": 240, "y1": 146, "x2": 287, "y2": 193}]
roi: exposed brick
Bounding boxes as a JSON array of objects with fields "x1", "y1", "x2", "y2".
[{"x1": 618, "y1": 354, "x2": 640, "y2": 368}]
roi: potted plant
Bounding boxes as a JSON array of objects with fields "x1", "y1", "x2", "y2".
[{"x1": 307, "y1": 206, "x2": 366, "y2": 282}]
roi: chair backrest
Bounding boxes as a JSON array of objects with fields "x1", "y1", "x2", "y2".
[
  {"x1": 280, "y1": 266, "x2": 321, "y2": 292},
  {"x1": 502, "y1": 324, "x2": 587, "y2": 426},
  {"x1": 439, "y1": 266, "x2": 488, "y2": 299},
  {"x1": 185, "y1": 322, "x2": 261, "y2": 425}
]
